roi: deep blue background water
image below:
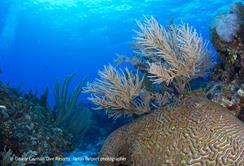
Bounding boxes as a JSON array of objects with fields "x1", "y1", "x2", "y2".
[{"x1": 0, "y1": 0, "x2": 239, "y2": 106}]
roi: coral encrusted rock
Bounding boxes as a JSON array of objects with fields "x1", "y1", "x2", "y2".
[
  {"x1": 99, "y1": 97, "x2": 244, "y2": 166},
  {"x1": 210, "y1": 2, "x2": 244, "y2": 82},
  {"x1": 0, "y1": 83, "x2": 72, "y2": 165}
]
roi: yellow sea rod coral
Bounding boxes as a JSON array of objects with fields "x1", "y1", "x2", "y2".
[
  {"x1": 84, "y1": 65, "x2": 151, "y2": 119},
  {"x1": 99, "y1": 97, "x2": 244, "y2": 166}
]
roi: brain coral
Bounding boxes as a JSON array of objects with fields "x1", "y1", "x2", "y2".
[{"x1": 99, "y1": 97, "x2": 244, "y2": 166}]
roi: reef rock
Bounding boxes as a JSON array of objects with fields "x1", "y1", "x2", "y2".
[
  {"x1": 99, "y1": 97, "x2": 244, "y2": 165},
  {"x1": 211, "y1": 2, "x2": 244, "y2": 82},
  {"x1": 205, "y1": 82, "x2": 244, "y2": 122},
  {"x1": 0, "y1": 83, "x2": 72, "y2": 165}
]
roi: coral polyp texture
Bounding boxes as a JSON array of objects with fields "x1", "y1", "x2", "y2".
[{"x1": 99, "y1": 97, "x2": 244, "y2": 166}]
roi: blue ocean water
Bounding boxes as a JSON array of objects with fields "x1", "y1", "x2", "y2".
[
  {"x1": 0, "y1": 0, "x2": 240, "y2": 165},
  {"x1": 0, "y1": 0, "x2": 238, "y2": 103}
]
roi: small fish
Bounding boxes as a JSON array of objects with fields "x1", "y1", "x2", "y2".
[
  {"x1": 114, "y1": 55, "x2": 127, "y2": 65},
  {"x1": 131, "y1": 95, "x2": 144, "y2": 108},
  {"x1": 0, "y1": 105, "x2": 7, "y2": 109},
  {"x1": 115, "y1": 54, "x2": 144, "y2": 67},
  {"x1": 131, "y1": 89, "x2": 152, "y2": 109}
]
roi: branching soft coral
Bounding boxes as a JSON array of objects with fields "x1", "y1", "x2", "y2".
[
  {"x1": 134, "y1": 17, "x2": 212, "y2": 93},
  {"x1": 84, "y1": 65, "x2": 151, "y2": 119},
  {"x1": 86, "y1": 17, "x2": 213, "y2": 119}
]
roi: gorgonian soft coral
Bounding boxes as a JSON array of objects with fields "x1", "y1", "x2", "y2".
[
  {"x1": 86, "y1": 17, "x2": 212, "y2": 118},
  {"x1": 84, "y1": 65, "x2": 151, "y2": 119},
  {"x1": 134, "y1": 17, "x2": 212, "y2": 93}
]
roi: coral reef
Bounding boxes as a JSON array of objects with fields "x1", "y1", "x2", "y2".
[
  {"x1": 211, "y1": 2, "x2": 244, "y2": 82},
  {"x1": 208, "y1": 2, "x2": 244, "y2": 123},
  {"x1": 1, "y1": 2, "x2": 242, "y2": 165},
  {"x1": 0, "y1": 82, "x2": 72, "y2": 165},
  {"x1": 0, "y1": 146, "x2": 37, "y2": 166},
  {"x1": 84, "y1": 11, "x2": 244, "y2": 165},
  {"x1": 205, "y1": 82, "x2": 244, "y2": 122},
  {"x1": 99, "y1": 97, "x2": 244, "y2": 165},
  {"x1": 0, "y1": 73, "x2": 93, "y2": 164}
]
